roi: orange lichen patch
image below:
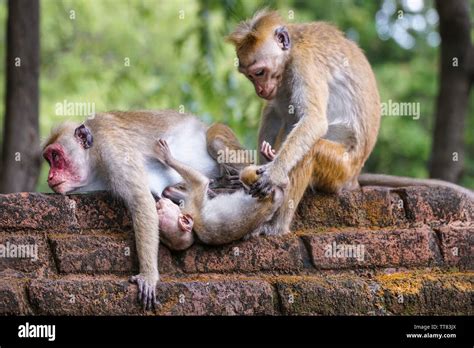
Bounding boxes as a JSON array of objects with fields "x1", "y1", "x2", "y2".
[{"x1": 376, "y1": 270, "x2": 474, "y2": 295}]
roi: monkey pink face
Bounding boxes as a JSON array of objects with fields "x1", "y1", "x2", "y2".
[
  {"x1": 43, "y1": 124, "x2": 94, "y2": 194},
  {"x1": 238, "y1": 27, "x2": 290, "y2": 100},
  {"x1": 43, "y1": 143, "x2": 85, "y2": 194},
  {"x1": 157, "y1": 198, "x2": 194, "y2": 235}
]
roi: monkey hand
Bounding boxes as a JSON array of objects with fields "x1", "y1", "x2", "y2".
[
  {"x1": 260, "y1": 141, "x2": 276, "y2": 162},
  {"x1": 154, "y1": 138, "x2": 172, "y2": 165},
  {"x1": 249, "y1": 164, "x2": 288, "y2": 199},
  {"x1": 129, "y1": 273, "x2": 159, "y2": 310}
]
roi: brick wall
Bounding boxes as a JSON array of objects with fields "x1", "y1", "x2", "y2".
[{"x1": 0, "y1": 186, "x2": 472, "y2": 315}]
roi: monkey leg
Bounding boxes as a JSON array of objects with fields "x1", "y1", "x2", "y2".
[
  {"x1": 250, "y1": 144, "x2": 315, "y2": 237},
  {"x1": 254, "y1": 138, "x2": 359, "y2": 236},
  {"x1": 310, "y1": 138, "x2": 360, "y2": 193},
  {"x1": 206, "y1": 123, "x2": 252, "y2": 189},
  {"x1": 206, "y1": 123, "x2": 253, "y2": 169}
]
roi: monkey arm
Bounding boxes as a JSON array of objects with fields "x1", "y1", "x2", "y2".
[
  {"x1": 169, "y1": 160, "x2": 209, "y2": 189},
  {"x1": 155, "y1": 139, "x2": 209, "y2": 189},
  {"x1": 166, "y1": 157, "x2": 210, "y2": 189},
  {"x1": 249, "y1": 63, "x2": 330, "y2": 198},
  {"x1": 273, "y1": 66, "x2": 329, "y2": 176},
  {"x1": 100, "y1": 146, "x2": 159, "y2": 310}
]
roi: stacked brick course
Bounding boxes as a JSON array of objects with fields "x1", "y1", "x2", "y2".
[{"x1": 0, "y1": 186, "x2": 472, "y2": 315}]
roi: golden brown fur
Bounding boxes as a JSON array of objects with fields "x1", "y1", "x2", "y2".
[
  {"x1": 228, "y1": 10, "x2": 381, "y2": 234},
  {"x1": 229, "y1": 10, "x2": 473, "y2": 238}
]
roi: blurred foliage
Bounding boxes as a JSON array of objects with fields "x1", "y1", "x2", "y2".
[{"x1": 0, "y1": 0, "x2": 472, "y2": 192}]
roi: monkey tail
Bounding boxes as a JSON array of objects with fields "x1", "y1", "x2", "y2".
[{"x1": 358, "y1": 173, "x2": 474, "y2": 201}]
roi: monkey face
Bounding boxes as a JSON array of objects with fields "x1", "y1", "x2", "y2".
[
  {"x1": 236, "y1": 27, "x2": 290, "y2": 100},
  {"x1": 42, "y1": 124, "x2": 92, "y2": 194},
  {"x1": 157, "y1": 198, "x2": 194, "y2": 235},
  {"x1": 238, "y1": 50, "x2": 287, "y2": 100},
  {"x1": 43, "y1": 143, "x2": 89, "y2": 194}
]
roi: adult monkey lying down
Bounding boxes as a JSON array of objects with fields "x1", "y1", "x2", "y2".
[{"x1": 42, "y1": 110, "x2": 281, "y2": 309}]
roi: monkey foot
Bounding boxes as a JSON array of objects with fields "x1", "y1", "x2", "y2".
[{"x1": 129, "y1": 274, "x2": 159, "y2": 310}]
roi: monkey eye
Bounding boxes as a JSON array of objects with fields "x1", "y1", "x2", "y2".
[
  {"x1": 51, "y1": 151, "x2": 60, "y2": 165},
  {"x1": 255, "y1": 69, "x2": 265, "y2": 77}
]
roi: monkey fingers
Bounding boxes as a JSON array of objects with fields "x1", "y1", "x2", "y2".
[
  {"x1": 250, "y1": 164, "x2": 286, "y2": 198},
  {"x1": 228, "y1": 174, "x2": 242, "y2": 186},
  {"x1": 249, "y1": 179, "x2": 272, "y2": 198},
  {"x1": 252, "y1": 187, "x2": 273, "y2": 199},
  {"x1": 209, "y1": 174, "x2": 243, "y2": 190},
  {"x1": 221, "y1": 163, "x2": 241, "y2": 178},
  {"x1": 154, "y1": 138, "x2": 172, "y2": 165},
  {"x1": 129, "y1": 274, "x2": 158, "y2": 310},
  {"x1": 260, "y1": 141, "x2": 276, "y2": 162}
]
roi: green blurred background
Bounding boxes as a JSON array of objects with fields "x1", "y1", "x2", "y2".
[{"x1": 0, "y1": 0, "x2": 472, "y2": 192}]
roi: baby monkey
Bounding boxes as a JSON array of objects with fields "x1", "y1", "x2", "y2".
[{"x1": 155, "y1": 139, "x2": 281, "y2": 249}]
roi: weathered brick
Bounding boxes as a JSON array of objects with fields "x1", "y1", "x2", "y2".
[
  {"x1": 28, "y1": 278, "x2": 140, "y2": 315},
  {"x1": 292, "y1": 187, "x2": 406, "y2": 230},
  {"x1": 0, "y1": 280, "x2": 25, "y2": 315},
  {"x1": 28, "y1": 278, "x2": 274, "y2": 315},
  {"x1": 155, "y1": 280, "x2": 274, "y2": 315},
  {"x1": 435, "y1": 225, "x2": 473, "y2": 269},
  {"x1": 376, "y1": 271, "x2": 474, "y2": 315},
  {"x1": 276, "y1": 275, "x2": 374, "y2": 315},
  {"x1": 70, "y1": 192, "x2": 131, "y2": 231},
  {"x1": 49, "y1": 234, "x2": 178, "y2": 275},
  {"x1": 0, "y1": 234, "x2": 51, "y2": 274},
  {"x1": 0, "y1": 192, "x2": 76, "y2": 231},
  {"x1": 49, "y1": 234, "x2": 136, "y2": 274},
  {"x1": 398, "y1": 186, "x2": 471, "y2": 224},
  {"x1": 302, "y1": 227, "x2": 436, "y2": 269},
  {"x1": 183, "y1": 235, "x2": 304, "y2": 274}
]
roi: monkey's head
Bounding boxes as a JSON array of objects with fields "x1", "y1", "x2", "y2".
[
  {"x1": 227, "y1": 10, "x2": 290, "y2": 100},
  {"x1": 42, "y1": 123, "x2": 94, "y2": 194},
  {"x1": 156, "y1": 197, "x2": 194, "y2": 249},
  {"x1": 240, "y1": 165, "x2": 261, "y2": 189}
]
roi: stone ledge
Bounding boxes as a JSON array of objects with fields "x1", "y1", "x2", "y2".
[
  {"x1": 0, "y1": 271, "x2": 471, "y2": 315},
  {"x1": 0, "y1": 187, "x2": 473, "y2": 316},
  {"x1": 1, "y1": 186, "x2": 472, "y2": 233}
]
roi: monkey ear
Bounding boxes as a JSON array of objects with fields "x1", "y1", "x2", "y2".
[
  {"x1": 178, "y1": 214, "x2": 194, "y2": 233},
  {"x1": 275, "y1": 27, "x2": 291, "y2": 50},
  {"x1": 74, "y1": 124, "x2": 94, "y2": 149}
]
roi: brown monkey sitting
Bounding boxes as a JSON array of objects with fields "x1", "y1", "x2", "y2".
[
  {"x1": 228, "y1": 10, "x2": 474, "y2": 238},
  {"x1": 154, "y1": 138, "x2": 281, "y2": 248}
]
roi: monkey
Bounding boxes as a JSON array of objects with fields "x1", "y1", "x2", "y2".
[
  {"x1": 227, "y1": 10, "x2": 474, "y2": 237},
  {"x1": 42, "y1": 110, "x2": 252, "y2": 309},
  {"x1": 152, "y1": 138, "x2": 282, "y2": 248}
]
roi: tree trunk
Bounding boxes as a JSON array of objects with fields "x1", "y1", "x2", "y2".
[
  {"x1": 429, "y1": 0, "x2": 473, "y2": 182},
  {"x1": 0, "y1": 0, "x2": 41, "y2": 193}
]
